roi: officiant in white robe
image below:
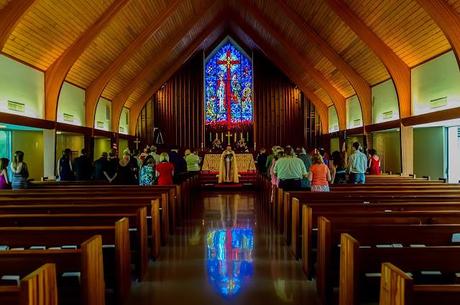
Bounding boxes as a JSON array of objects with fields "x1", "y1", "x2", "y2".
[{"x1": 218, "y1": 146, "x2": 239, "y2": 183}]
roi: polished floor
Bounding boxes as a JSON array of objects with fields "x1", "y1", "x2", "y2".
[{"x1": 124, "y1": 192, "x2": 319, "y2": 305}]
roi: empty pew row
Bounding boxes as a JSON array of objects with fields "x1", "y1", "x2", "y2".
[
  {"x1": 340, "y1": 233, "x2": 460, "y2": 305},
  {"x1": 297, "y1": 202, "x2": 460, "y2": 279},
  {"x1": 317, "y1": 219, "x2": 460, "y2": 305},
  {"x1": 0, "y1": 235, "x2": 104, "y2": 305},
  {"x1": 379, "y1": 262, "x2": 460, "y2": 305},
  {"x1": 0, "y1": 219, "x2": 130, "y2": 302},
  {"x1": 0, "y1": 209, "x2": 149, "y2": 280},
  {"x1": 0, "y1": 263, "x2": 57, "y2": 305}
]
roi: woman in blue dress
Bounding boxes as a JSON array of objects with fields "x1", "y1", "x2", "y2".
[
  {"x1": 139, "y1": 155, "x2": 156, "y2": 186},
  {"x1": 10, "y1": 151, "x2": 29, "y2": 189}
]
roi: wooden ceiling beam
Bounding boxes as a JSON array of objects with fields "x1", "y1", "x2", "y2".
[
  {"x1": 44, "y1": 0, "x2": 129, "y2": 121},
  {"x1": 0, "y1": 0, "x2": 36, "y2": 50},
  {"x1": 113, "y1": 3, "x2": 219, "y2": 133},
  {"x1": 416, "y1": 0, "x2": 460, "y2": 67},
  {"x1": 127, "y1": 15, "x2": 224, "y2": 135},
  {"x1": 242, "y1": 0, "x2": 346, "y2": 130},
  {"x1": 275, "y1": 0, "x2": 372, "y2": 126},
  {"x1": 231, "y1": 13, "x2": 329, "y2": 134},
  {"x1": 326, "y1": 0, "x2": 411, "y2": 119},
  {"x1": 85, "y1": 0, "x2": 183, "y2": 129}
]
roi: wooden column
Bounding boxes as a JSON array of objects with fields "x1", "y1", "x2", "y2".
[{"x1": 400, "y1": 124, "x2": 413, "y2": 176}]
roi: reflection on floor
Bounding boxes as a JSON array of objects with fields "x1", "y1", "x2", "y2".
[{"x1": 124, "y1": 192, "x2": 319, "y2": 305}]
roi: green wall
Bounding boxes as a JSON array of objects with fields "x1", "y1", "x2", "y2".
[
  {"x1": 119, "y1": 107, "x2": 129, "y2": 134},
  {"x1": 118, "y1": 138, "x2": 129, "y2": 159},
  {"x1": 94, "y1": 137, "x2": 111, "y2": 161},
  {"x1": 330, "y1": 137, "x2": 340, "y2": 153},
  {"x1": 346, "y1": 95, "x2": 363, "y2": 129},
  {"x1": 57, "y1": 82, "x2": 85, "y2": 126},
  {"x1": 412, "y1": 51, "x2": 460, "y2": 115},
  {"x1": 372, "y1": 79, "x2": 399, "y2": 123},
  {"x1": 11, "y1": 131, "x2": 44, "y2": 181},
  {"x1": 372, "y1": 130, "x2": 401, "y2": 174},
  {"x1": 95, "y1": 97, "x2": 112, "y2": 131},
  {"x1": 328, "y1": 106, "x2": 339, "y2": 132},
  {"x1": 0, "y1": 55, "x2": 44, "y2": 119},
  {"x1": 56, "y1": 133, "x2": 85, "y2": 167},
  {"x1": 413, "y1": 127, "x2": 447, "y2": 179}
]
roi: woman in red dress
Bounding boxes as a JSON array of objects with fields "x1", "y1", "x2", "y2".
[
  {"x1": 368, "y1": 149, "x2": 381, "y2": 175},
  {"x1": 156, "y1": 152, "x2": 174, "y2": 185}
]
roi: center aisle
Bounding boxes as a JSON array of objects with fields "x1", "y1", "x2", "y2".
[{"x1": 124, "y1": 192, "x2": 318, "y2": 305}]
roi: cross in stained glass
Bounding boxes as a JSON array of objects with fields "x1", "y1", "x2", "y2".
[{"x1": 217, "y1": 50, "x2": 240, "y2": 127}]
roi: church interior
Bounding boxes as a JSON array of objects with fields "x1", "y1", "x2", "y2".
[{"x1": 1, "y1": 0, "x2": 460, "y2": 304}]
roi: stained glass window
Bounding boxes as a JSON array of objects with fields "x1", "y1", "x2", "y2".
[{"x1": 205, "y1": 38, "x2": 253, "y2": 130}]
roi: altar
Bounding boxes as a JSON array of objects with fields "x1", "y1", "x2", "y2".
[{"x1": 201, "y1": 153, "x2": 256, "y2": 173}]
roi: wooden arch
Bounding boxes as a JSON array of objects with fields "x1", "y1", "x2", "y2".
[
  {"x1": 326, "y1": 0, "x2": 411, "y2": 119},
  {"x1": 44, "y1": 0, "x2": 129, "y2": 122},
  {"x1": 242, "y1": 0, "x2": 346, "y2": 130},
  {"x1": 0, "y1": 0, "x2": 36, "y2": 50}
]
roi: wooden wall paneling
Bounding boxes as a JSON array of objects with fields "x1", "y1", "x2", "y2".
[
  {"x1": 232, "y1": 16, "x2": 329, "y2": 134},
  {"x1": 45, "y1": 0, "x2": 129, "y2": 122},
  {"x1": 0, "y1": 0, "x2": 36, "y2": 50},
  {"x1": 242, "y1": 0, "x2": 347, "y2": 130}
]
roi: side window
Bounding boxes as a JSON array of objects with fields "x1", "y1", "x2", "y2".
[{"x1": 0, "y1": 130, "x2": 11, "y2": 161}]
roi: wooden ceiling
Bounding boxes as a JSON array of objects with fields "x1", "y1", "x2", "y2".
[{"x1": 0, "y1": 0, "x2": 457, "y2": 134}]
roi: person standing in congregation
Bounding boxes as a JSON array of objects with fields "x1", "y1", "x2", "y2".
[
  {"x1": 150, "y1": 145, "x2": 161, "y2": 164},
  {"x1": 330, "y1": 151, "x2": 348, "y2": 184},
  {"x1": 308, "y1": 154, "x2": 331, "y2": 192},
  {"x1": 296, "y1": 147, "x2": 312, "y2": 189},
  {"x1": 10, "y1": 151, "x2": 28, "y2": 189},
  {"x1": 94, "y1": 152, "x2": 108, "y2": 181},
  {"x1": 348, "y1": 142, "x2": 368, "y2": 184},
  {"x1": 169, "y1": 148, "x2": 187, "y2": 183},
  {"x1": 58, "y1": 148, "x2": 74, "y2": 181},
  {"x1": 368, "y1": 149, "x2": 382, "y2": 175},
  {"x1": 156, "y1": 152, "x2": 174, "y2": 185},
  {"x1": 73, "y1": 148, "x2": 93, "y2": 181},
  {"x1": 139, "y1": 155, "x2": 156, "y2": 186},
  {"x1": 274, "y1": 146, "x2": 308, "y2": 191},
  {"x1": 269, "y1": 147, "x2": 283, "y2": 202},
  {"x1": 0, "y1": 158, "x2": 10, "y2": 189},
  {"x1": 116, "y1": 149, "x2": 138, "y2": 184},
  {"x1": 256, "y1": 148, "x2": 268, "y2": 174},
  {"x1": 104, "y1": 150, "x2": 119, "y2": 183},
  {"x1": 184, "y1": 149, "x2": 200, "y2": 173}
]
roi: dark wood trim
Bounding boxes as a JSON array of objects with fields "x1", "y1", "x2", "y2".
[
  {"x1": 55, "y1": 122, "x2": 92, "y2": 136},
  {"x1": 92, "y1": 129, "x2": 113, "y2": 138},
  {"x1": 401, "y1": 107, "x2": 460, "y2": 126},
  {"x1": 345, "y1": 126, "x2": 365, "y2": 135},
  {"x1": 365, "y1": 119, "x2": 401, "y2": 133},
  {"x1": 0, "y1": 112, "x2": 54, "y2": 129}
]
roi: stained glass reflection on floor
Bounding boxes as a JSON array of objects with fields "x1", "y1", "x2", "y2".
[{"x1": 124, "y1": 192, "x2": 319, "y2": 305}]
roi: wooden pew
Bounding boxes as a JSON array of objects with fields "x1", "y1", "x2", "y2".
[
  {"x1": 317, "y1": 219, "x2": 460, "y2": 305},
  {"x1": 295, "y1": 200, "x2": 460, "y2": 278},
  {"x1": 0, "y1": 211, "x2": 149, "y2": 280},
  {"x1": 379, "y1": 263, "x2": 460, "y2": 305},
  {"x1": 0, "y1": 197, "x2": 163, "y2": 252},
  {"x1": 0, "y1": 235, "x2": 104, "y2": 305},
  {"x1": 339, "y1": 233, "x2": 460, "y2": 305},
  {"x1": 0, "y1": 263, "x2": 57, "y2": 305},
  {"x1": 0, "y1": 219, "x2": 130, "y2": 301}
]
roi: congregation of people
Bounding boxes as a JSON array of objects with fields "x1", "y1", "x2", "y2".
[
  {"x1": 256, "y1": 141, "x2": 382, "y2": 196},
  {"x1": 0, "y1": 145, "x2": 203, "y2": 190}
]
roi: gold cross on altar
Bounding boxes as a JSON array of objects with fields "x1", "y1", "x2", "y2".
[{"x1": 226, "y1": 131, "x2": 232, "y2": 145}]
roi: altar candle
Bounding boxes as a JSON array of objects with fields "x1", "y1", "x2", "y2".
[
  {"x1": 247, "y1": 132, "x2": 249, "y2": 142},
  {"x1": 240, "y1": 132, "x2": 243, "y2": 140},
  {"x1": 221, "y1": 132, "x2": 223, "y2": 142},
  {"x1": 209, "y1": 132, "x2": 212, "y2": 142},
  {"x1": 234, "y1": 132, "x2": 236, "y2": 141}
]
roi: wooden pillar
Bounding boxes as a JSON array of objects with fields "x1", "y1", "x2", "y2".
[{"x1": 400, "y1": 124, "x2": 413, "y2": 176}]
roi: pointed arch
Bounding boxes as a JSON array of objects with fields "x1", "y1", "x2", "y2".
[
  {"x1": 275, "y1": 0, "x2": 372, "y2": 126},
  {"x1": 85, "y1": 0, "x2": 182, "y2": 129},
  {"x1": 44, "y1": 0, "x2": 129, "y2": 121},
  {"x1": 0, "y1": 0, "x2": 36, "y2": 50},
  {"x1": 326, "y1": 0, "x2": 411, "y2": 119}
]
